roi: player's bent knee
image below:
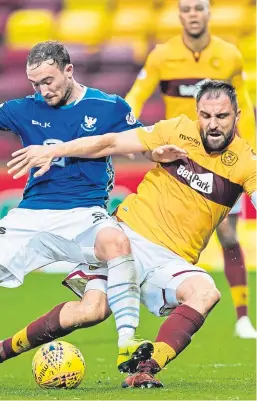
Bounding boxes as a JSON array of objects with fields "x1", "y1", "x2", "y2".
[
  {"x1": 205, "y1": 286, "x2": 221, "y2": 309},
  {"x1": 177, "y1": 274, "x2": 221, "y2": 315},
  {"x1": 94, "y1": 227, "x2": 131, "y2": 261},
  {"x1": 186, "y1": 286, "x2": 220, "y2": 316},
  {"x1": 192, "y1": 285, "x2": 221, "y2": 314}
]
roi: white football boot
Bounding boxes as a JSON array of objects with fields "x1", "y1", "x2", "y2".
[{"x1": 235, "y1": 316, "x2": 257, "y2": 339}]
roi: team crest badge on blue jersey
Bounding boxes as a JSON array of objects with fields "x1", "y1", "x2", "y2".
[
  {"x1": 126, "y1": 112, "x2": 136, "y2": 125},
  {"x1": 81, "y1": 115, "x2": 97, "y2": 132}
]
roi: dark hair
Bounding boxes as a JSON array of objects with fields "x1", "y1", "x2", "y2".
[
  {"x1": 196, "y1": 79, "x2": 238, "y2": 112},
  {"x1": 27, "y1": 41, "x2": 71, "y2": 70}
]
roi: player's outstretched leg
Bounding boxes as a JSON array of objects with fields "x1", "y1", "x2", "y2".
[
  {"x1": 0, "y1": 290, "x2": 110, "y2": 363},
  {"x1": 216, "y1": 215, "x2": 257, "y2": 339},
  {"x1": 122, "y1": 274, "x2": 220, "y2": 388},
  {"x1": 94, "y1": 227, "x2": 153, "y2": 373}
]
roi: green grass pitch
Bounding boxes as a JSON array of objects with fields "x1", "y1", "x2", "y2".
[{"x1": 0, "y1": 271, "x2": 256, "y2": 400}]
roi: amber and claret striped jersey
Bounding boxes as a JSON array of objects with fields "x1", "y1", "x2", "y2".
[
  {"x1": 126, "y1": 35, "x2": 256, "y2": 150},
  {"x1": 116, "y1": 115, "x2": 256, "y2": 265}
]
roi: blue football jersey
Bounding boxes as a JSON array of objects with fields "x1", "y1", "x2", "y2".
[{"x1": 0, "y1": 86, "x2": 142, "y2": 210}]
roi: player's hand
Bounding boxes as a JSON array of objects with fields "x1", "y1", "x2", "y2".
[
  {"x1": 151, "y1": 145, "x2": 187, "y2": 163},
  {"x1": 7, "y1": 145, "x2": 56, "y2": 179}
]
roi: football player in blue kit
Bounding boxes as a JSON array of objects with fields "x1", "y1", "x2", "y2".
[{"x1": 0, "y1": 40, "x2": 153, "y2": 373}]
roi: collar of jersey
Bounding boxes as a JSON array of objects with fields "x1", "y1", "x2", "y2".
[{"x1": 36, "y1": 85, "x2": 88, "y2": 109}]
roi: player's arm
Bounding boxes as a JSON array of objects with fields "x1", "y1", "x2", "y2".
[
  {"x1": 125, "y1": 48, "x2": 161, "y2": 118},
  {"x1": 7, "y1": 118, "x2": 187, "y2": 178},
  {"x1": 0, "y1": 101, "x2": 21, "y2": 134},
  {"x1": 231, "y1": 49, "x2": 256, "y2": 150},
  {"x1": 55, "y1": 128, "x2": 151, "y2": 156},
  {"x1": 50, "y1": 124, "x2": 184, "y2": 158}
]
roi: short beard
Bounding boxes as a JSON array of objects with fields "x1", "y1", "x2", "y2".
[
  {"x1": 54, "y1": 83, "x2": 73, "y2": 108},
  {"x1": 200, "y1": 128, "x2": 235, "y2": 153}
]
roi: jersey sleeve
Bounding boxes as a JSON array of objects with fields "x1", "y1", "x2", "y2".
[
  {"x1": 125, "y1": 47, "x2": 161, "y2": 118},
  {"x1": 0, "y1": 100, "x2": 21, "y2": 135},
  {"x1": 242, "y1": 148, "x2": 256, "y2": 196},
  {"x1": 109, "y1": 96, "x2": 143, "y2": 133},
  {"x1": 135, "y1": 116, "x2": 184, "y2": 150},
  {"x1": 231, "y1": 47, "x2": 256, "y2": 150}
]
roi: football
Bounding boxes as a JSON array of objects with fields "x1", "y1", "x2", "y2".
[{"x1": 32, "y1": 340, "x2": 85, "y2": 389}]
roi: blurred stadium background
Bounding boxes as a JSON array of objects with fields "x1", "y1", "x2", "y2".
[
  {"x1": 0, "y1": 0, "x2": 255, "y2": 272},
  {"x1": 0, "y1": 2, "x2": 256, "y2": 399}
]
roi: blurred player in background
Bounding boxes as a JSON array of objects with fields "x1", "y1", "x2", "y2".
[
  {"x1": 126, "y1": 0, "x2": 256, "y2": 339},
  {"x1": 3, "y1": 80, "x2": 256, "y2": 388}
]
